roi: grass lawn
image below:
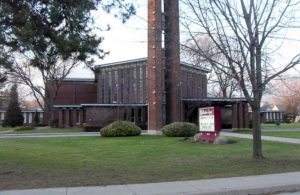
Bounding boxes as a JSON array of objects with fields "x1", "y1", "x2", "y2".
[
  {"x1": 0, "y1": 127, "x2": 83, "y2": 134},
  {"x1": 10, "y1": 127, "x2": 83, "y2": 134},
  {"x1": 1, "y1": 136, "x2": 300, "y2": 190},
  {"x1": 0, "y1": 127, "x2": 16, "y2": 132},
  {"x1": 261, "y1": 131, "x2": 300, "y2": 138},
  {"x1": 261, "y1": 123, "x2": 300, "y2": 129},
  {"x1": 238, "y1": 130, "x2": 300, "y2": 139}
]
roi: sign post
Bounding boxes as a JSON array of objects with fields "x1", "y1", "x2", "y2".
[{"x1": 199, "y1": 107, "x2": 221, "y2": 142}]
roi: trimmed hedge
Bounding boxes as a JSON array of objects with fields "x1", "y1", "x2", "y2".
[
  {"x1": 161, "y1": 122, "x2": 198, "y2": 137},
  {"x1": 15, "y1": 125, "x2": 34, "y2": 131},
  {"x1": 100, "y1": 121, "x2": 142, "y2": 137},
  {"x1": 83, "y1": 126, "x2": 101, "y2": 132},
  {"x1": 48, "y1": 119, "x2": 58, "y2": 128}
]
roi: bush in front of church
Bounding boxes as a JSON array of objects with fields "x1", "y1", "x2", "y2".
[
  {"x1": 161, "y1": 122, "x2": 198, "y2": 137},
  {"x1": 100, "y1": 121, "x2": 142, "y2": 137}
]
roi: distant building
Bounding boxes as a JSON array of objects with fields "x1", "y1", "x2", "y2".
[
  {"x1": 260, "y1": 104, "x2": 285, "y2": 123},
  {"x1": 0, "y1": 107, "x2": 44, "y2": 125}
]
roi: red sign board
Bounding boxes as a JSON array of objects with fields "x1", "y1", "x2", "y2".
[{"x1": 199, "y1": 107, "x2": 221, "y2": 142}]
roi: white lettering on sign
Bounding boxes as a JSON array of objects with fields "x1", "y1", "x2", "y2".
[
  {"x1": 199, "y1": 107, "x2": 215, "y2": 132},
  {"x1": 199, "y1": 108, "x2": 214, "y2": 115}
]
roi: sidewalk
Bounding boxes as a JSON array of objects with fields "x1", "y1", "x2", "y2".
[
  {"x1": 220, "y1": 132, "x2": 300, "y2": 144},
  {"x1": 0, "y1": 130, "x2": 13, "y2": 134},
  {"x1": 1, "y1": 172, "x2": 300, "y2": 195},
  {"x1": 1, "y1": 131, "x2": 300, "y2": 144}
]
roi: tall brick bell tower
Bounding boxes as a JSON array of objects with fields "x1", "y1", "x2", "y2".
[{"x1": 147, "y1": 0, "x2": 181, "y2": 130}]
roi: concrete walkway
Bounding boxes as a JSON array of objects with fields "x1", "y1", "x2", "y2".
[
  {"x1": 0, "y1": 130, "x2": 13, "y2": 134},
  {"x1": 0, "y1": 131, "x2": 154, "y2": 139},
  {"x1": 1, "y1": 131, "x2": 300, "y2": 145},
  {"x1": 1, "y1": 172, "x2": 300, "y2": 195},
  {"x1": 221, "y1": 132, "x2": 300, "y2": 144}
]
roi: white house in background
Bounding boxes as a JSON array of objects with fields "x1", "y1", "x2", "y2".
[
  {"x1": 0, "y1": 108, "x2": 44, "y2": 125},
  {"x1": 260, "y1": 104, "x2": 285, "y2": 123}
]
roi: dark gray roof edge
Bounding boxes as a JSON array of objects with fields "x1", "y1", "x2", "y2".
[
  {"x1": 95, "y1": 58, "x2": 210, "y2": 73},
  {"x1": 63, "y1": 78, "x2": 95, "y2": 82},
  {"x1": 46, "y1": 78, "x2": 95, "y2": 82},
  {"x1": 260, "y1": 111, "x2": 284, "y2": 113},
  {"x1": 82, "y1": 103, "x2": 147, "y2": 107},
  {"x1": 0, "y1": 109, "x2": 44, "y2": 112},
  {"x1": 53, "y1": 105, "x2": 82, "y2": 108},
  {"x1": 53, "y1": 103, "x2": 147, "y2": 108},
  {"x1": 180, "y1": 62, "x2": 211, "y2": 73},
  {"x1": 96, "y1": 58, "x2": 147, "y2": 68},
  {"x1": 182, "y1": 98, "x2": 248, "y2": 102},
  {"x1": 22, "y1": 109, "x2": 44, "y2": 112}
]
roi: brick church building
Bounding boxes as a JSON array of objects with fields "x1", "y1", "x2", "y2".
[{"x1": 48, "y1": 0, "x2": 249, "y2": 131}]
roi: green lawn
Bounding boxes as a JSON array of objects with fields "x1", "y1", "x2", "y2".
[
  {"x1": 261, "y1": 131, "x2": 300, "y2": 138},
  {"x1": 0, "y1": 127, "x2": 16, "y2": 132},
  {"x1": 1, "y1": 136, "x2": 300, "y2": 190},
  {"x1": 11, "y1": 128, "x2": 83, "y2": 134},
  {"x1": 0, "y1": 127, "x2": 83, "y2": 134},
  {"x1": 238, "y1": 130, "x2": 300, "y2": 139},
  {"x1": 262, "y1": 123, "x2": 300, "y2": 129}
]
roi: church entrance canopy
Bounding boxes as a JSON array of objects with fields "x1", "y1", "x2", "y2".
[{"x1": 182, "y1": 98, "x2": 249, "y2": 130}]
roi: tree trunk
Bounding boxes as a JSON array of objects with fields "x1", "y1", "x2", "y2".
[
  {"x1": 44, "y1": 102, "x2": 53, "y2": 124},
  {"x1": 221, "y1": 87, "x2": 227, "y2": 98},
  {"x1": 252, "y1": 105, "x2": 263, "y2": 159}
]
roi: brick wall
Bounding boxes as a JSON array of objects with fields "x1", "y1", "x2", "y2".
[
  {"x1": 96, "y1": 61, "x2": 147, "y2": 104},
  {"x1": 164, "y1": 0, "x2": 181, "y2": 123},
  {"x1": 53, "y1": 81, "x2": 97, "y2": 105},
  {"x1": 180, "y1": 67, "x2": 207, "y2": 99},
  {"x1": 84, "y1": 106, "x2": 147, "y2": 129}
]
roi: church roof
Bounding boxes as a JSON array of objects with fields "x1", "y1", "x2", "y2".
[{"x1": 95, "y1": 58, "x2": 210, "y2": 73}]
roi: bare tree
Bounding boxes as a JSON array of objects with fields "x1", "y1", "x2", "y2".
[
  {"x1": 181, "y1": 36, "x2": 240, "y2": 98},
  {"x1": 272, "y1": 78, "x2": 300, "y2": 119},
  {"x1": 9, "y1": 57, "x2": 79, "y2": 121},
  {"x1": 22, "y1": 98, "x2": 42, "y2": 110},
  {"x1": 181, "y1": 0, "x2": 300, "y2": 159}
]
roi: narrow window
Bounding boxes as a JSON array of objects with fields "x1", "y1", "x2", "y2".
[
  {"x1": 133, "y1": 66, "x2": 137, "y2": 103},
  {"x1": 101, "y1": 72, "x2": 105, "y2": 103},
  {"x1": 114, "y1": 70, "x2": 118, "y2": 102},
  {"x1": 139, "y1": 65, "x2": 143, "y2": 103},
  {"x1": 76, "y1": 110, "x2": 80, "y2": 123},
  {"x1": 138, "y1": 108, "x2": 142, "y2": 122},
  {"x1": 23, "y1": 113, "x2": 27, "y2": 123},
  {"x1": 120, "y1": 69, "x2": 124, "y2": 103},
  {"x1": 108, "y1": 71, "x2": 112, "y2": 103},
  {"x1": 127, "y1": 68, "x2": 131, "y2": 102},
  {"x1": 131, "y1": 109, "x2": 135, "y2": 122}
]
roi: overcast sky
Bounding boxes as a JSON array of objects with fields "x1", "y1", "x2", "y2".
[
  {"x1": 68, "y1": 1, "x2": 148, "y2": 78},
  {"x1": 68, "y1": 0, "x2": 300, "y2": 80}
]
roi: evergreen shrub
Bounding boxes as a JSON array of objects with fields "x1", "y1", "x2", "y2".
[
  {"x1": 83, "y1": 125, "x2": 100, "y2": 132},
  {"x1": 15, "y1": 125, "x2": 34, "y2": 131},
  {"x1": 100, "y1": 121, "x2": 141, "y2": 137},
  {"x1": 3, "y1": 84, "x2": 24, "y2": 127},
  {"x1": 161, "y1": 122, "x2": 198, "y2": 137},
  {"x1": 48, "y1": 119, "x2": 58, "y2": 128}
]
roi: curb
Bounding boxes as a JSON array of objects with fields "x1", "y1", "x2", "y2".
[{"x1": 185, "y1": 184, "x2": 300, "y2": 195}]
